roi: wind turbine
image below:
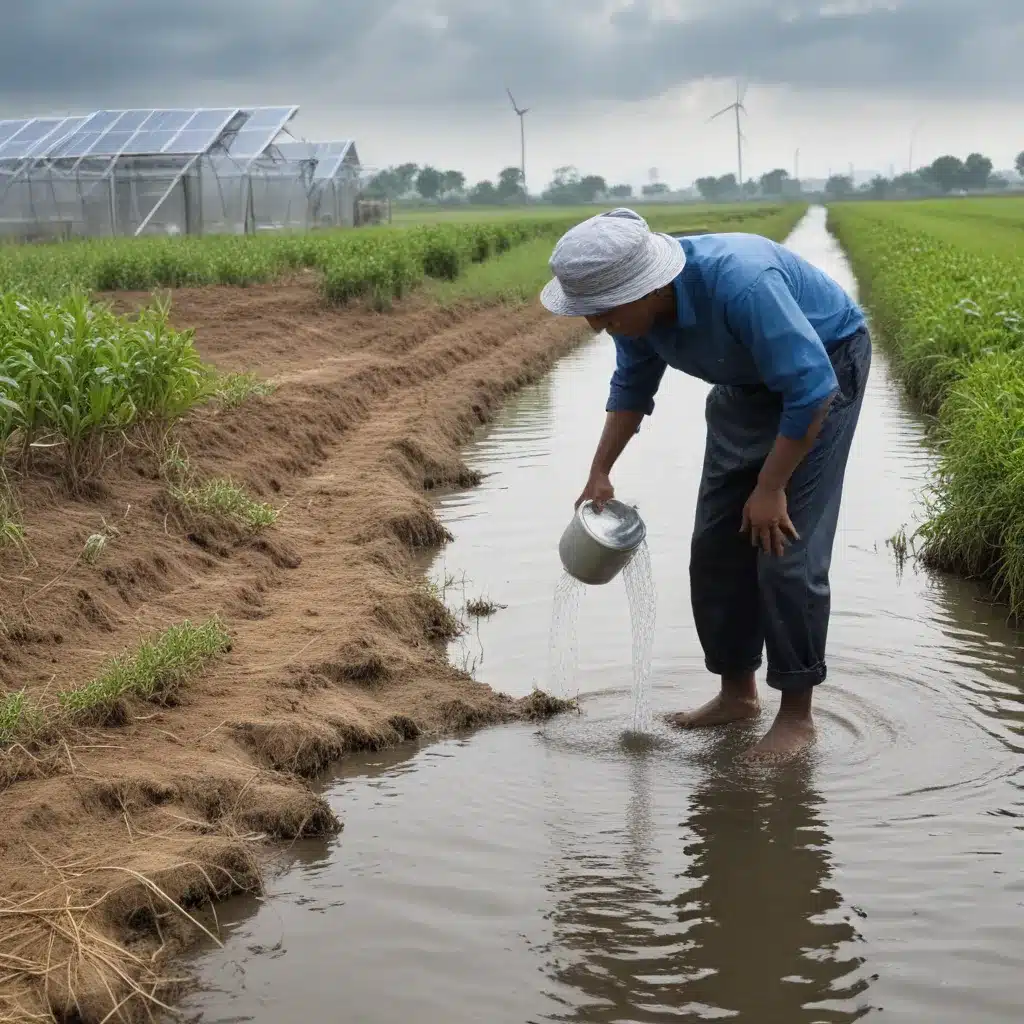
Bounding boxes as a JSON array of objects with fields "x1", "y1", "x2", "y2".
[
  {"x1": 506, "y1": 87, "x2": 529, "y2": 200},
  {"x1": 709, "y1": 80, "x2": 748, "y2": 193}
]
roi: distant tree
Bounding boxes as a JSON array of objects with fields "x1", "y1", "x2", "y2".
[
  {"x1": 825, "y1": 175, "x2": 854, "y2": 198},
  {"x1": 927, "y1": 155, "x2": 965, "y2": 193},
  {"x1": 415, "y1": 166, "x2": 444, "y2": 200},
  {"x1": 1016, "y1": 151, "x2": 1024, "y2": 179},
  {"x1": 989, "y1": 175, "x2": 1010, "y2": 190},
  {"x1": 868, "y1": 175, "x2": 889, "y2": 199},
  {"x1": 440, "y1": 170, "x2": 466, "y2": 195},
  {"x1": 542, "y1": 166, "x2": 606, "y2": 204},
  {"x1": 892, "y1": 171, "x2": 930, "y2": 195},
  {"x1": 743, "y1": 178, "x2": 758, "y2": 197},
  {"x1": 577, "y1": 174, "x2": 608, "y2": 202},
  {"x1": 364, "y1": 163, "x2": 420, "y2": 199},
  {"x1": 641, "y1": 182, "x2": 670, "y2": 196},
  {"x1": 695, "y1": 174, "x2": 738, "y2": 202},
  {"x1": 468, "y1": 180, "x2": 498, "y2": 204},
  {"x1": 961, "y1": 152, "x2": 993, "y2": 190},
  {"x1": 608, "y1": 184, "x2": 633, "y2": 198},
  {"x1": 497, "y1": 166, "x2": 525, "y2": 201},
  {"x1": 759, "y1": 169, "x2": 790, "y2": 196}
]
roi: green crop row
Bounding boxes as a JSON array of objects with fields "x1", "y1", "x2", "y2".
[
  {"x1": 0, "y1": 204, "x2": 801, "y2": 305},
  {"x1": 0, "y1": 291, "x2": 210, "y2": 477},
  {"x1": 829, "y1": 201, "x2": 1024, "y2": 613}
]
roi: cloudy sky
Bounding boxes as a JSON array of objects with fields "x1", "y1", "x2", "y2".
[{"x1": 3, "y1": 0, "x2": 1022, "y2": 189}]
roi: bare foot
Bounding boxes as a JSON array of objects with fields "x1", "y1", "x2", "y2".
[
  {"x1": 744, "y1": 714, "x2": 816, "y2": 759},
  {"x1": 666, "y1": 692, "x2": 761, "y2": 730}
]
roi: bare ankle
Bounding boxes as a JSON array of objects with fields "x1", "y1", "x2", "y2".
[
  {"x1": 721, "y1": 672, "x2": 758, "y2": 702},
  {"x1": 776, "y1": 687, "x2": 813, "y2": 720}
]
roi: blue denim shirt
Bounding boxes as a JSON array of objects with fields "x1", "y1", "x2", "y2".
[{"x1": 607, "y1": 233, "x2": 866, "y2": 439}]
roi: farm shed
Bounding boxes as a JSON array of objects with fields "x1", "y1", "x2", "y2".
[{"x1": 0, "y1": 106, "x2": 361, "y2": 239}]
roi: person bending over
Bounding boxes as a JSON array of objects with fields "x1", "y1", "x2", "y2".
[{"x1": 540, "y1": 208, "x2": 871, "y2": 757}]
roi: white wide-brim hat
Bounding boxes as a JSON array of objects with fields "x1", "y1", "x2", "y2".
[{"x1": 540, "y1": 207, "x2": 686, "y2": 317}]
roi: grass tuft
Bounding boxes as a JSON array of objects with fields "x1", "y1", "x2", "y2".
[
  {"x1": 58, "y1": 618, "x2": 231, "y2": 722},
  {"x1": 170, "y1": 478, "x2": 278, "y2": 531},
  {"x1": 213, "y1": 372, "x2": 277, "y2": 409}
]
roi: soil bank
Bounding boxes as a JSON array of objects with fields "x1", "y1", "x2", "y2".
[{"x1": 0, "y1": 282, "x2": 587, "y2": 1021}]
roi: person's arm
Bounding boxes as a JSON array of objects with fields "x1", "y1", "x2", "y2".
[
  {"x1": 727, "y1": 269, "x2": 839, "y2": 553},
  {"x1": 577, "y1": 335, "x2": 666, "y2": 508}
]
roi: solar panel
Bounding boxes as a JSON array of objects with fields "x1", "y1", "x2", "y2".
[
  {"x1": 314, "y1": 141, "x2": 354, "y2": 179},
  {"x1": 0, "y1": 120, "x2": 28, "y2": 146},
  {"x1": 242, "y1": 106, "x2": 297, "y2": 128},
  {"x1": 182, "y1": 108, "x2": 237, "y2": 131},
  {"x1": 224, "y1": 106, "x2": 298, "y2": 162},
  {"x1": 112, "y1": 110, "x2": 150, "y2": 132},
  {"x1": 120, "y1": 131, "x2": 179, "y2": 156},
  {"x1": 163, "y1": 127, "x2": 224, "y2": 155},
  {"x1": 226, "y1": 128, "x2": 278, "y2": 159},
  {"x1": 78, "y1": 110, "x2": 121, "y2": 134}
]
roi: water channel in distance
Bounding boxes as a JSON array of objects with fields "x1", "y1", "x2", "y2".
[{"x1": 180, "y1": 206, "x2": 1023, "y2": 1024}]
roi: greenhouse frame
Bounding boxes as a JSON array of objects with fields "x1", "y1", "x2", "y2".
[{"x1": 0, "y1": 106, "x2": 361, "y2": 240}]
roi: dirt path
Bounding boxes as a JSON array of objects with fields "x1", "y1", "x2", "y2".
[{"x1": 0, "y1": 283, "x2": 588, "y2": 1022}]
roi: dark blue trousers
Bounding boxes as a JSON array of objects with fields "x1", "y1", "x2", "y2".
[{"x1": 689, "y1": 327, "x2": 872, "y2": 691}]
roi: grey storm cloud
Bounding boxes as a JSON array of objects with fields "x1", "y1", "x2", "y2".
[{"x1": 1, "y1": 0, "x2": 1022, "y2": 112}]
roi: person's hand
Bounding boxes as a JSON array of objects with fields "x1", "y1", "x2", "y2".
[
  {"x1": 740, "y1": 483, "x2": 799, "y2": 556},
  {"x1": 576, "y1": 470, "x2": 614, "y2": 511}
]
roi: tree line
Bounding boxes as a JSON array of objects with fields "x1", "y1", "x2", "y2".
[
  {"x1": 362, "y1": 151, "x2": 1024, "y2": 206},
  {"x1": 362, "y1": 163, "x2": 659, "y2": 205}
]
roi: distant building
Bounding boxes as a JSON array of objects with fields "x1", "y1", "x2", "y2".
[{"x1": 0, "y1": 106, "x2": 360, "y2": 239}]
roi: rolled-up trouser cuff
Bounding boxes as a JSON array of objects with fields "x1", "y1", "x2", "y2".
[
  {"x1": 704, "y1": 657, "x2": 763, "y2": 677},
  {"x1": 766, "y1": 664, "x2": 827, "y2": 692}
]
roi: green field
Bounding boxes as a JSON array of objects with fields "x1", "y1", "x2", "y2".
[
  {"x1": 389, "y1": 201, "x2": 760, "y2": 227},
  {"x1": 0, "y1": 202, "x2": 798, "y2": 304},
  {"x1": 829, "y1": 196, "x2": 1024, "y2": 614}
]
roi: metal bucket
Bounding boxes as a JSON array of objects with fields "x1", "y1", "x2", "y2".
[{"x1": 558, "y1": 499, "x2": 647, "y2": 586}]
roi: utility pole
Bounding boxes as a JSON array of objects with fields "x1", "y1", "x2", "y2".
[{"x1": 794, "y1": 148, "x2": 800, "y2": 181}]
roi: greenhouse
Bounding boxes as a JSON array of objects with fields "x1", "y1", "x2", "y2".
[{"x1": 0, "y1": 106, "x2": 361, "y2": 240}]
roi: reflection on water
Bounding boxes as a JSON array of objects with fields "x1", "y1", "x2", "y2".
[{"x1": 181, "y1": 208, "x2": 1023, "y2": 1024}]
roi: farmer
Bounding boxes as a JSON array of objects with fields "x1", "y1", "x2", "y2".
[{"x1": 540, "y1": 208, "x2": 870, "y2": 757}]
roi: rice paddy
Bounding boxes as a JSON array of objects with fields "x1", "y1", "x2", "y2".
[{"x1": 829, "y1": 196, "x2": 1024, "y2": 614}]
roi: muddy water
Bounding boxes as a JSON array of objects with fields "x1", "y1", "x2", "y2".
[{"x1": 182, "y1": 208, "x2": 1023, "y2": 1023}]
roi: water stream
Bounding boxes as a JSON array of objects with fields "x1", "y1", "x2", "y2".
[{"x1": 180, "y1": 207, "x2": 1023, "y2": 1023}]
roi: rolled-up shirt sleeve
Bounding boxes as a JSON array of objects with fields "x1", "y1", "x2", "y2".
[
  {"x1": 727, "y1": 269, "x2": 839, "y2": 439},
  {"x1": 606, "y1": 333, "x2": 668, "y2": 415}
]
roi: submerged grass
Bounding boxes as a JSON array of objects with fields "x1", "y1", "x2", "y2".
[{"x1": 829, "y1": 199, "x2": 1024, "y2": 613}]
